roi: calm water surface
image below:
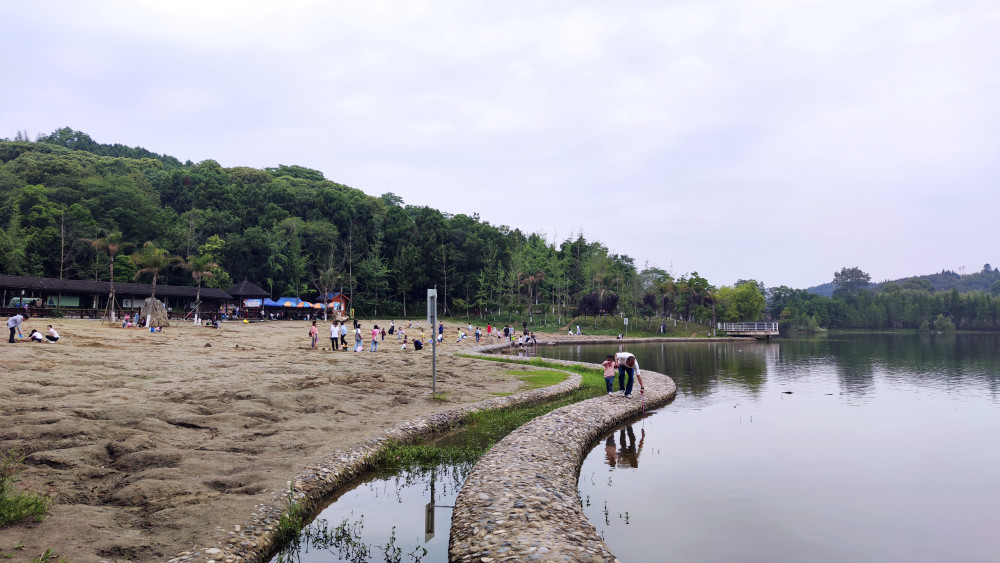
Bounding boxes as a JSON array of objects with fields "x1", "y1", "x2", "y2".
[
  {"x1": 277, "y1": 333, "x2": 1000, "y2": 562},
  {"x1": 537, "y1": 333, "x2": 1000, "y2": 563}
]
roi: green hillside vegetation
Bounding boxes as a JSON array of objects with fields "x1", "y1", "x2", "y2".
[
  {"x1": 0, "y1": 128, "x2": 767, "y2": 328},
  {"x1": 772, "y1": 266, "x2": 1000, "y2": 332},
  {"x1": 807, "y1": 265, "x2": 1000, "y2": 297}
]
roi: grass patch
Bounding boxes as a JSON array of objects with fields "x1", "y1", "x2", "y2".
[
  {"x1": 510, "y1": 369, "x2": 568, "y2": 390},
  {"x1": 431, "y1": 390, "x2": 451, "y2": 401},
  {"x1": 0, "y1": 445, "x2": 53, "y2": 527},
  {"x1": 273, "y1": 485, "x2": 308, "y2": 548},
  {"x1": 371, "y1": 356, "x2": 605, "y2": 473},
  {"x1": 28, "y1": 549, "x2": 67, "y2": 563}
]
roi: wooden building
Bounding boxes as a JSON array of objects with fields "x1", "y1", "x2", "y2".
[
  {"x1": 315, "y1": 292, "x2": 350, "y2": 315},
  {"x1": 0, "y1": 274, "x2": 232, "y2": 319}
]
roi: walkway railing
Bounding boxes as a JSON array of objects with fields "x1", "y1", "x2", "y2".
[{"x1": 718, "y1": 322, "x2": 779, "y2": 335}]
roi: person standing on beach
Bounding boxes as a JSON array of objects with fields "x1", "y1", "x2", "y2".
[
  {"x1": 7, "y1": 312, "x2": 27, "y2": 343},
  {"x1": 370, "y1": 324, "x2": 380, "y2": 352},
  {"x1": 309, "y1": 320, "x2": 319, "y2": 349},
  {"x1": 330, "y1": 322, "x2": 339, "y2": 350},
  {"x1": 340, "y1": 322, "x2": 348, "y2": 350},
  {"x1": 354, "y1": 324, "x2": 363, "y2": 351},
  {"x1": 614, "y1": 351, "x2": 645, "y2": 398}
]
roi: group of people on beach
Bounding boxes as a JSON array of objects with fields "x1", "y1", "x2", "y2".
[
  {"x1": 306, "y1": 318, "x2": 549, "y2": 353},
  {"x1": 7, "y1": 312, "x2": 59, "y2": 343},
  {"x1": 312, "y1": 319, "x2": 432, "y2": 352}
]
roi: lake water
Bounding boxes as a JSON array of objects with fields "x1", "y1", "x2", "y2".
[
  {"x1": 536, "y1": 334, "x2": 1000, "y2": 563},
  {"x1": 275, "y1": 333, "x2": 1000, "y2": 562}
]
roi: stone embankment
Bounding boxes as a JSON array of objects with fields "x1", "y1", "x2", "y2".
[
  {"x1": 448, "y1": 356, "x2": 677, "y2": 562},
  {"x1": 178, "y1": 342, "x2": 678, "y2": 563},
  {"x1": 178, "y1": 352, "x2": 582, "y2": 563}
]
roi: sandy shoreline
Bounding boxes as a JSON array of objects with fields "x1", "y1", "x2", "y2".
[{"x1": 1, "y1": 318, "x2": 606, "y2": 562}]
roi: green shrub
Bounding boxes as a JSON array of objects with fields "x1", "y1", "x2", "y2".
[{"x1": 0, "y1": 445, "x2": 53, "y2": 526}]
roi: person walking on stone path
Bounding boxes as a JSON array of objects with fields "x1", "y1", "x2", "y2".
[{"x1": 614, "y1": 351, "x2": 645, "y2": 398}]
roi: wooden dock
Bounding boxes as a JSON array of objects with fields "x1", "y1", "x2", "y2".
[{"x1": 718, "y1": 322, "x2": 779, "y2": 338}]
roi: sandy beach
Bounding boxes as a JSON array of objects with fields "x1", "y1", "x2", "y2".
[{"x1": 0, "y1": 317, "x2": 581, "y2": 562}]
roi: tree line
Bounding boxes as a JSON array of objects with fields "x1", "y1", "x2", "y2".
[
  {"x1": 770, "y1": 266, "x2": 1000, "y2": 332},
  {"x1": 0, "y1": 128, "x2": 772, "y2": 325},
  {"x1": 5, "y1": 130, "x2": 998, "y2": 332}
]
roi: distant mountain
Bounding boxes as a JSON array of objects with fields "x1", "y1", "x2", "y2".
[{"x1": 806, "y1": 265, "x2": 1000, "y2": 296}]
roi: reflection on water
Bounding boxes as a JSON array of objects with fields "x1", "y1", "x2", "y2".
[
  {"x1": 603, "y1": 424, "x2": 644, "y2": 469},
  {"x1": 544, "y1": 333, "x2": 1000, "y2": 563},
  {"x1": 271, "y1": 465, "x2": 468, "y2": 563}
]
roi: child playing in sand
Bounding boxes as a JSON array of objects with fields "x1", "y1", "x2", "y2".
[
  {"x1": 603, "y1": 354, "x2": 617, "y2": 396},
  {"x1": 401, "y1": 335, "x2": 408, "y2": 351},
  {"x1": 46, "y1": 325, "x2": 60, "y2": 342},
  {"x1": 28, "y1": 329, "x2": 44, "y2": 342}
]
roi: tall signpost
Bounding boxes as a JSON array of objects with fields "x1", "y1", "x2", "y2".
[{"x1": 427, "y1": 288, "x2": 437, "y2": 394}]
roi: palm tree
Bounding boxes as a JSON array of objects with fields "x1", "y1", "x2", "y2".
[
  {"x1": 179, "y1": 254, "x2": 218, "y2": 320},
  {"x1": 89, "y1": 231, "x2": 132, "y2": 323},
  {"x1": 131, "y1": 242, "x2": 176, "y2": 298}
]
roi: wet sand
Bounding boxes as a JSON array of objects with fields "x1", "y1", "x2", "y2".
[{"x1": 0, "y1": 318, "x2": 576, "y2": 562}]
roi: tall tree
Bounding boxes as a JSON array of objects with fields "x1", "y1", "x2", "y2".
[
  {"x1": 833, "y1": 267, "x2": 872, "y2": 295},
  {"x1": 88, "y1": 231, "x2": 131, "y2": 320},
  {"x1": 131, "y1": 241, "x2": 175, "y2": 298},
  {"x1": 179, "y1": 254, "x2": 218, "y2": 319}
]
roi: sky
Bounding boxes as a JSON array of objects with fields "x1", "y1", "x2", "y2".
[{"x1": 3, "y1": 1, "x2": 999, "y2": 289}]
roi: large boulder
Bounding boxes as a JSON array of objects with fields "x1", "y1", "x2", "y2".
[{"x1": 139, "y1": 297, "x2": 170, "y2": 327}]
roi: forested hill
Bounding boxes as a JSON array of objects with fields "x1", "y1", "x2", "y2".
[
  {"x1": 0, "y1": 128, "x2": 731, "y2": 324},
  {"x1": 807, "y1": 265, "x2": 1000, "y2": 297}
]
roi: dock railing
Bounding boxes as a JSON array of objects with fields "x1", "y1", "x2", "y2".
[{"x1": 718, "y1": 322, "x2": 779, "y2": 336}]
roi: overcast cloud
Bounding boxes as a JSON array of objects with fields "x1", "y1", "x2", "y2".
[{"x1": 3, "y1": 0, "x2": 998, "y2": 288}]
